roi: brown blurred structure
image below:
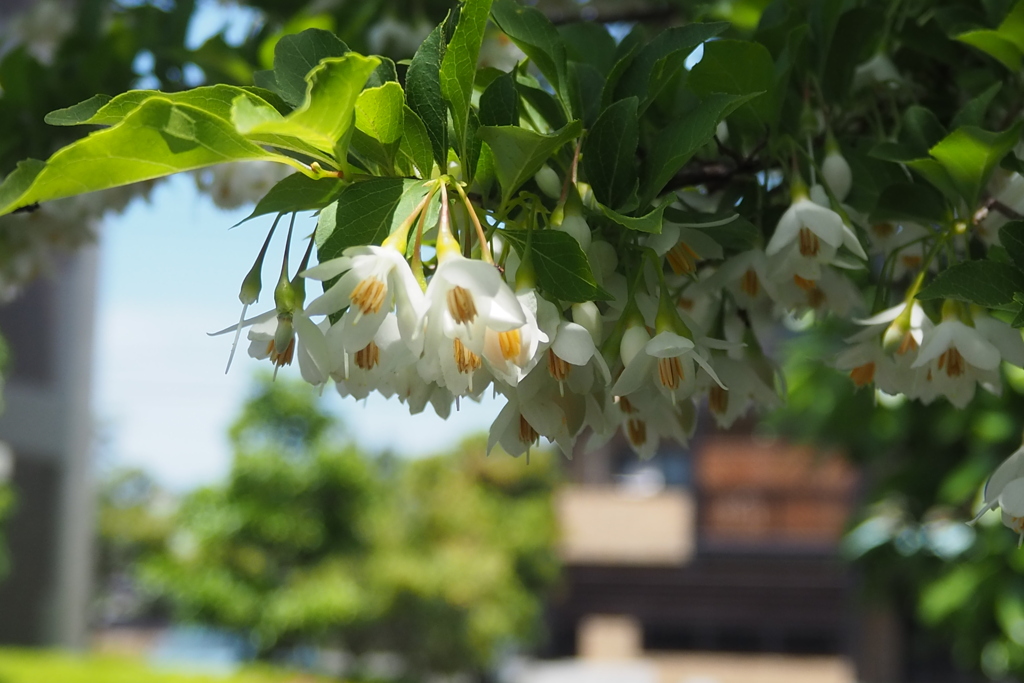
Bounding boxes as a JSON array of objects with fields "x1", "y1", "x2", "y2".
[{"x1": 545, "y1": 431, "x2": 875, "y2": 678}]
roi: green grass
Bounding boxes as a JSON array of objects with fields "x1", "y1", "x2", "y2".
[{"x1": 0, "y1": 648, "x2": 331, "y2": 683}]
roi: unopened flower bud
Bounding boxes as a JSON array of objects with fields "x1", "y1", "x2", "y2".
[
  {"x1": 620, "y1": 324, "x2": 650, "y2": 366},
  {"x1": 556, "y1": 212, "x2": 591, "y2": 251},
  {"x1": 535, "y1": 164, "x2": 561, "y2": 199},
  {"x1": 822, "y1": 145, "x2": 852, "y2": 201},
  {"x1": 572, "y1": 302, "x2": 602, "y2": 344}
]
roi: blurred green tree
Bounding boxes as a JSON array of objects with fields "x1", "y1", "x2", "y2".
[
  {"x1": 135, "y1": 375, "x2": 559, "y2": 679},
  {"x1": 765, "y1": 324, "x2": 1024, "y2": 680}
]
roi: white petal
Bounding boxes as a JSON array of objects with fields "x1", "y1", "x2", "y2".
[
  {"x1": 645, "y1": 332, "x2": 695, "y2": 358},
  {"x1": 552, "y1": 322, "x2": 598, "y2": 366},
  {"x1": 949, "y1": 322, "x2": 1001, "y2": 370}
]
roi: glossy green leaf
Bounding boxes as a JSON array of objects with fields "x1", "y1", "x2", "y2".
[
  {"x1": 559, "y1": 22, "x2": 617, "y2": 76},
  {"x1": 238, "y1": 54, "x2": 379, "y2": 158},
  {"x1": 490, "y1": 0, "x2": 567, "y2": 99},
  {"x1": 870, "y1": 183, "x2": 948, "y2": 224},
  {"x1": 642, "y1": 92, "x2": 759, "y2": 204},
  {"x1": 238, "y1": 173, "x2": 346, "y2": 224},
  {"x1": 351, "y1": 82, "x2": 405, "y2": 171},
  {"x1": 821, "y1": 8, "x2": 882, "y2": 102},
  {"x1": 566, "y1": 62, "x2": 603, "y2": 128},
  {"x1": 599, "y1": 202, "x2": 668, "y2": 234},
  {"x1": 500, "y1": 228, "x2": 606, "y2": 303},
  {"x1": 516, "y1": 80, "x2": 567, "y2": 131},
  {"x1": 0, "y1": 99, "x2": 291, "y2": 217},
  {"x1": 688, "y1": 39, "x2": 775, "y2": 139},
  {"x1": 440, "y1": 0, "x2": 494, "y2": 162},
  {"x1": 928, "y1": 122, "x2": 1024, "y2": 206},
  {"x1": 582, "y1": 97, "x2": 638, "y2": 211},
  {"x1": 479, "y1": 71, "x2": 519, "y2": 127},
  {"x1": 478, "y1": 120, "x2": 581, "y2": 206},
  {"x1": 1000, "y1": 221, "x2": 1024, "y2": 269},
  {"x1": 46, "y1": 85, "x2": 281, "y2": 127},
  {"x1": 951, "y1": 82, "x2": 1002, "y2": 129},
  {"x1": 956, "y1": 29, "x2": 1023, "y2": 70},
  {"x1": 264, "y1": 29, "x2": 350, "y2": 107},
  {"x1": 917, "y1": 260, "x2": 1024, "y2": 308},
  {"x1": 316, "y1": 178, "x2": 432, "y2": 259},
  {"x1": 44, "y1": 94, "x2": 112, "y2": 125},
  {"x1": 614, "y1": 23, "x2": 728, "y2": 113},
  {"x1": 406, "y1": 19, "x2": 449, "y2": 167},
  {"x1": 396, "y1": 106, "x2": 435, "y2": 179}
]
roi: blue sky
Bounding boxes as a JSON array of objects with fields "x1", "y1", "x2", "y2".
[{"x1": 94, "y1": 176, "x2": 500, "y2": 491}]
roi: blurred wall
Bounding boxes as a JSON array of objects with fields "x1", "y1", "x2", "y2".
[{"x1": 0, "y1": 247, "x2": 99, "y2": 648}]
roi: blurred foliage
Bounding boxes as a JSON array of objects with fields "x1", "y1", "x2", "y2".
[
  {"x1": 0, "y1": 330, "x2": 9, "y2": 582},
  {"x1": 0, "y1": 647, "x2": 334, "y2": 683},
  {"x1": 127, "y1": 375, "x2": 559, "y2": 679},
  {"x1": 764, "y1": 322, "x2": 1024, "y2": 680}
]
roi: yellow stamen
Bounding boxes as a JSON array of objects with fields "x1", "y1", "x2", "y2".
[
  {"x1": 547, "y1": 349, "x2": 570, "y2": 381},
  {"x1": 265, "y1": 337, "x2": 295, "y2": 367},
  {"x1": 519, "y1": 415, "x2": 539, "y2": 445},
  {"x1": 793, "y1": 274, "x2": 817, "y2": 291},
  {"x1": 498, "y1": 329, "x2": 522, "y2": 362},
  {"x1": 350, "y1": 277, "x2": 387, "y2": 315},
  {"x1": 871, "y1": 222, "x2": 895, "y2": 239},
  {"x1": 617, "y1": 395, "x2": 637, "y2": 414},
  {"x1": 666, "y1": 241, "x2": 700, "y2": 275},
  {"x1": 354, "y1": 340, "x2": 380, "y2": 370},
  {"x1": 849, "y1": 362, "x2": 875, "y2": 387},
  {"x1": 901, "y1": 254, "x2": 922, "y2": 270},
  {"x1": 657, "y1": 356, "x2": 685, "y2": 390},
  {"x1": 806, "y1": 286, "x2": 826, "y2": 309},
  {"x1": 897, "y1": 332, "x2": 918, "y2": 355},
  {"x1": 740, "y1": 268, "x2": 760, "y2": 298},
  {"x1": 708, "y1": 385, "x2": 729, "y2": 414},
  {"x1": 453, "y1": 338, "x2": 482, "y2": 374},
  {"x1": 798, "y1": 227, "x2": 820, "y2": 257},
  {"x1": 938, "y1": 348, "x2": 965, "y2": 377},
  {"x1": 446, "y1": 286, "x2": 478, "y2": 325},
  {"x1": 626, "y1": 418, "x2": 647, "y2": 446}
]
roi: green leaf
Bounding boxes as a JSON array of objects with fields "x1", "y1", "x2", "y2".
[
  {"x1": 566, "y1": 62, "x2": 604, "y2": 128},
  {"x1": 599, "y1": 202, "x2": 668, "y2": 234},
  {"x1": 614, "y1": 23, "x2": 728, "y2": 113},
  {"x1": 688, "y1": 39, "x2": 775, "y2": 139},
  {"x1": 951, "y1": 82, "x2": 1002, "y2": 129},
  {"x1": 0, "y1": 99, "x2": 290, "y2": 217},
  {"x1": 642, "y1": 92, "x2": 758, "y2": 204},
  {"x1": 821, "y1": 8, "x2": 882, "y2": 102},
  {"x1": 919, "y1": 566, "x2": 987, "y2": 624},
  {"x1": 478, "y1": 120, "x2": 581, "y2": 206},
  {"x1": 870, "y1": 183, "x2": 948, "y2": 224},
  {"x1": 238, "y1": 173, "x2": 345, "y2": 225},
  {"x1": 516, "y1": 80, "x2": 567, "y2": 131},
  {"x1": 956, "y1": 29, "x2": 1023, "y2": 70},
  {"x1": 500, "y1": 228, "x2": 605, "y2": 302},
  {"x1": 316, "y1": 178, "x2": 432, "y2": 259},
  {"x1": 479, "y1": 71, "x2": 519, "y2": 127},
  {"x1": 406, "y1": 19, "x2": 449, "y2": 168},
  {"x1": 928, "y1": 122, "x2": 1024, "y2": 206},
  {"x1": 351, "y1": 82, "x2": 405, "y2": 171},
  {"x1": 238, "y1": 54, "x2": 380, "y2": 159},
  {"x1": 559, "y1": 22, "x2": 617, "y2": 75},
  {"x1": 396, "y1": 106, "x2": 435, "y2": 179},
  {"x1": 266, "y1": 29, "x2": 350, "y2": 107},
  {"x1": 47, "y1": 85, "x2": 280, "y2": 127},
  {"x1": 582, "y1": 97, "x2": 638, "y2": 211},
  {"x1": 999, "y1": 221, "x2": 1024, "y2": 269},
  {"x1": 917, "y1": 260, "x2": 1024, "y2": 308},
  {"x1": 44, "y1": 94, "x2": 112, "y2": 125},
  {"x1": 440, "y1": 0, "x2": 494, "y2": 163},
  {"x1": 663, "y1": 208, "x2": 761, "y2": 250},
  {"x1": 356, "y1": 83, "x2": 403, "y2": 145},
  {"x1": 490, "y1": 0, "x2": 567, "y2": 100}
]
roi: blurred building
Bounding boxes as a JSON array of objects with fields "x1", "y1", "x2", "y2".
[
  {"x1": 0, "y1": 250, "x2": 98, "y2": 648},
  {"x1": 543, "y1": 429, "x2": 877, "y2": 682}
]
